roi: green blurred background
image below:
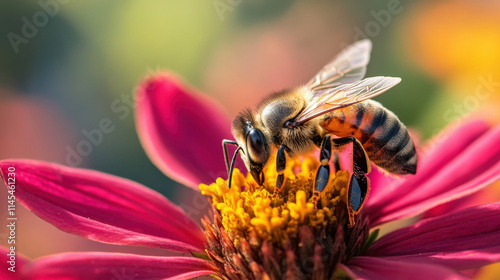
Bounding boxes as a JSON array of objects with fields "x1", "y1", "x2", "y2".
[{"x1": 1, "y1": 0, "x2": 499, "y2": 272}]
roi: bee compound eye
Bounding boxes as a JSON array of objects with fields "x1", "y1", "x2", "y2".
[{"x1": 246, "y1": 128, "x2": 267, "y2": 164}]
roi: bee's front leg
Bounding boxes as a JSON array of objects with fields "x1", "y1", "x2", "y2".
[{"x1": 273, "y1": 145, "x2": 288, "y2": 198}]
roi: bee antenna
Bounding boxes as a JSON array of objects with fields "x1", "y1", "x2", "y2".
[{"x1": 228, "y1": 147, "x2": 243, "y2": 189}]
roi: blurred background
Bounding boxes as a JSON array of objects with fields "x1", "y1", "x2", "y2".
[{"x1": 0, "y1": 0, "x2": 499, "y2": 277}]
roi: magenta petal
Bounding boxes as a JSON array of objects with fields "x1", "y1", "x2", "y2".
[
  {"x1": 366, "y1": 202, "x2": 500, "y2": 270},
  {"x1": 421, "y1": 191, "x2": 480, "y2": 219},
  {"x1": 366, "y1": 119, "x2": 500, "y2": 226},
  {"x1": 26, "y1": 252, "x2": 216, "y2": 280},
  {"x1": 0, "y1": 160, "x2": 206, "y2": 253},
  {"x1": 136, "y1": 73, "x2": 236, "y2": 189},
  {"x1": 0, "y1": 246, "x2": 29, "y2": 280},
  {"x1": 367, "y1": 118, "x2": 488, "y2": 208},
  {"x1": 367, "y1": 163, "x2": 401, "y2": 201},
  {"x1": 344, "y1": 257, "x2": 468, "y2": 280}
]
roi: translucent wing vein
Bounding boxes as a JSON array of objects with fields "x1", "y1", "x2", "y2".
[
  {"x1": 296, "y1": 76, "x2": 401, "y2": 124},
  {"x1": 306, "y1": 39, "x2": 372, "y2": 90}
]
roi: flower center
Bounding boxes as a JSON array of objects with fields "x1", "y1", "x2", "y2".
[{"x1": 199, "y1": 155, "x2": 370, "y2": 279}]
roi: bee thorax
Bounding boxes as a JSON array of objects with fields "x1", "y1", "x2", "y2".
[{"x1": 276, "y1": 122, "x2": 319, "y2": 156}]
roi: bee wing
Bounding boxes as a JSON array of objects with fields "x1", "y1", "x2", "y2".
[
  {"x1": 306, "y1": 39, "x2": 372, "y2": 91},
  {"x1": 294, "y1": 76, "x2": 401, "y2": 124}
]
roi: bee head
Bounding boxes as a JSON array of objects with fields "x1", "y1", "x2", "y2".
[{"x1": 232, "y1": 111, "x2": 270, "y2": 185}]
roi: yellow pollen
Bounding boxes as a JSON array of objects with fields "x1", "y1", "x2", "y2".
[
  {"x1": 199, "y1": 155, "x2": 350, "y2": 242},
  {"x1": 287, "y1": 191, "x2": 313, "y2": 223}
]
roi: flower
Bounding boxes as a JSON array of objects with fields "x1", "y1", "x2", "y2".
[{"x1": 2, "y1": 73, "x2": 500, "y2": 279}]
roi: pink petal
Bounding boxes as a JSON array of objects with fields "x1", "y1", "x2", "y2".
[
  {"x1": 422, "y1": 192, "x2": 479, "y2": 219},
  {"x1": 343, "y1": 257, "x2": 468, "y2": 280},
  {"x1": 0, "y1": 246, "x2": 29, "y2": 280},
  {"x1": 136, "y1": 73, "x2": 238, "y2": 189},
  {"x1": 366, "y1": 119, "x2": 500, "y2": 226},
  {"x1": 366, "y1": 202, "x2": 500, "y2": 270},
  {"x1": 367, "y1": 163, "x2": 400, "y2": 201},
  {"x1": 26, "y1": 252, "x2": 216, "y2": 280},
  {"x1": 423, "y1": 182, "x2": 500, "y2": 219},
  {"x1": 0, "y1": 160, "x2": 206, "y2": 253},
  {"x1": 367, "y1": 119, "x2": 488, "y2": 207}
]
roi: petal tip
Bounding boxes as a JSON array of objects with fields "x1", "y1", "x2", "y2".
[
  {"x1": 136, "y1": 71, "x2": 190, "y2": 101},
  {"x1": 134, "y1": 70, "x2": 234, "y2": 189}
]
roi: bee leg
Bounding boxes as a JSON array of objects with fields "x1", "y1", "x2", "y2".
[
  {"x1": 313, "y1": 135, "x2": 332, "y2": 207},
  {"x1": 333, "y1": 152, "x2": 341, "y2": 173},
  {"x1": 222, "y1": 139, "x2": 241, "y2": 189},
  {"x1": 346, "y1": 173, "x2": 369, "y2": 227},
  {"x1": 330, "y1": 136, "x2": 370, "y2": 174},
  {"x1": 331, "y1": 136, "x2": 370, "y2": 227},
  {"x1": 227, "y1": 147, "x2": 243, "y2": 189},
  {"x1": 222, "y1": 139, "x2": 239, "y2": 175},
  {"x1": 273, "y1": 145, "x2": 288, "y2": 198}
]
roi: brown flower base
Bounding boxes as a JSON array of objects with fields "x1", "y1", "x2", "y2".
[{"x1": 203, "y1": 205, "x2": 369, "y2": 280}]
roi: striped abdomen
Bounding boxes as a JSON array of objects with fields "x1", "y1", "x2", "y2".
[{"x1": 320, "y1": 100, "x2": 417, "y2": 174}]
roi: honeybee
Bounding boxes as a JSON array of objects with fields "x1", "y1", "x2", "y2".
[{"x1": 222, "y1": 39, "x2": 417, "y2": 225}]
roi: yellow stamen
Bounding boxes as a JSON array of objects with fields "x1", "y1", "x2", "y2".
[{"x1": 199, "y1": 155, "x2": 350, "y2": 242}]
